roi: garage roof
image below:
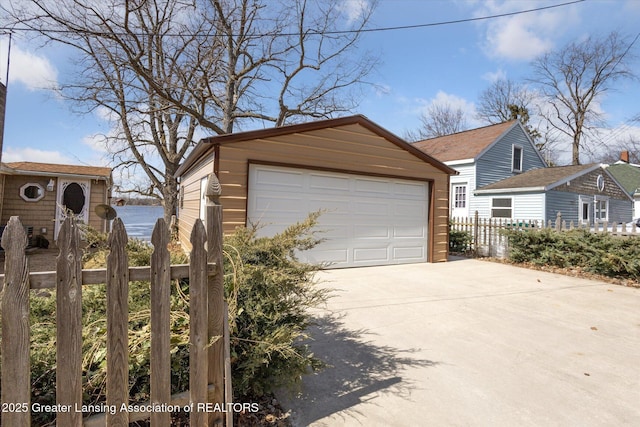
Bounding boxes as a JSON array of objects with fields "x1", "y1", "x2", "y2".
[{"x1": 175, "y1": 115, "x2": 457, "y2": 177}]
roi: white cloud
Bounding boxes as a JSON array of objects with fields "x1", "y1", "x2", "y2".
[
  {"x1": 419, "y1": 91, "x2": 477, "y2": 118},
  {"x1": 482, "y1": 68, "x2": 507, "y2": 83},
  {"x1": 472, "y1": 1, "x2": 580, "y2": 61},
  {"x1": 82, "y1": 133, "x2": 110, "y2": 153},
  {"x1": 2, "y1": 146, "x2": 73, "y2": 164},
  {"x1": 0, "y1": 43, "x2": 59, "y2": 91},
  {"x1": 338, "y1": 0, "x2": 370, "y2": 24}
]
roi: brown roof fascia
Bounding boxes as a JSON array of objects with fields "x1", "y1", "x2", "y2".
[{"x1": 176, "y1": 115, "x2": 457, "y2": 177}]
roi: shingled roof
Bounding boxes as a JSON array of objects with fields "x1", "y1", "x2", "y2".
[
  {"x1": 413, "y1": 121, "x2": 517, "y2": 162},
  {"x1": 4, "y1": 161, "x2": 111, "y2": 179},
  {"x1": 606, "y1": 163, "x2": 640, "y2": 195},
  {"x1": 475, "y1": 164, "x2": 598, "y2": 193}
]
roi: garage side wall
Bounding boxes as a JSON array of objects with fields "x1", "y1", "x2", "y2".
[
  {"x1": 214, "y1": 124, "x2": 450, "y2": 262},
  {"x1": 177, "y1": 152, "x2": 215, "y2": 250}
]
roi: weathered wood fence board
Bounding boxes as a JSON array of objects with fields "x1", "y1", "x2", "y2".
[
  {"x1": 150, "y1": 219, "x2": 171, "y2": 427},
  {"x1": 106, "y1": 219, "x2": 130, "y2": 427},
  {"x1": 0, "y1": 216, "x2": 31, "y2": 427},
  {"x1": 56, "y1": 217, "x2": 84, "y2": 427},
  {"x1": 0, "y1": 198, "x2": 231, "y2": 426}
]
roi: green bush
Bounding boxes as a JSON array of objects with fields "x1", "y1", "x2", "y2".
[
  {"x1": 449, "y1": 228, "x2": 473, "y2": 253},
  {"x1": 505, "y1": 228, "x2": 640, "y2": 280},
  {"x1": 224, "y1": 212, "x2": 328, "y2": 397}
]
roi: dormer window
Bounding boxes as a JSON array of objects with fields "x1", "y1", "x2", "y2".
[{"x1": 512, "y1": 145, "x2": 523, "y2": 172}]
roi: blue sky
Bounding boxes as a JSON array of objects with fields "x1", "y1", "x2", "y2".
[{"x1": 1, "y1": 0, "x2": 640, "y2": 170}]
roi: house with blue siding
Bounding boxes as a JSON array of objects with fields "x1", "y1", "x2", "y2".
[
  {"x1": 606, "y1": 157, "x2": 640, "y2": 219},
  {"x1": 474, "y1": 164, "x2": 633, "y2": 225},
  {"x1": 414, "y1": 120, "x2": 547, "y2": 218},
  {"x1": 414, "y1": 121, "x2": 633, "y2": 225}
]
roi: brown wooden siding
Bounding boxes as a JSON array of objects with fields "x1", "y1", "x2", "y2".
[
  {"x1": 2, "y1": 175, "x2": 57, "y2": 241},
  {"x1": 178, "y1": 123, "x2": 451, "y2": 262},
  {"x1": 178, "y1": 153, "x2": 214, "y2": 250},
  {"x1": 1, "y1": 175, "x2": 110, "y2": 244}
]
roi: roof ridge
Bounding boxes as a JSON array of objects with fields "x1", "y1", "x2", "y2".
[{"x1": 414, "y1": 120, "x2": 516, "y2": 144}]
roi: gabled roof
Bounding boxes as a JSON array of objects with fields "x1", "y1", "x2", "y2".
[
  {"x1": 474, "y1": 164, "x2": 600, "y2": 194},
  {"x1": 606, "y1": 163, "x2": 640, "y2": 195},
  {"x1": 176, "y1": 114, "x2": 457, "y2": 177},
  {"x1": 3, "y1": 161, "x2": 112, "y2": 180},
  {"x1": 413, "y1": 120, "x2": 517, "y2": 163}
]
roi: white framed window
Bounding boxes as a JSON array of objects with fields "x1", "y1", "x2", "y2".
[
  {"x1": 594, "y1": 197, "x2": 608, "y2": 222},
  {"x1": 491, "y1": 197, "x2": 513, "y2": 218},
  {"x1": 512, "y1": 145, "x2": 523, "y2": 172},
  {"x1": 453, "y1": 185, "x2": 467, "y2": 209},
  {"x1": 20, "y1": 183, "x2": 45, "y2": 202}
]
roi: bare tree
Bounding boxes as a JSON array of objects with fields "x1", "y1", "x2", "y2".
[
  {"x1": 406, "y1": 102, "x2": 468, "y2": 141},
  {"x1": 476, "y1": 78, "x2": 533, "y2": 124},
  {"x1": 2, "y1": 0, "x2": 377, "y2": 221},
  {"x1": 529, "y1": 31, "x2": 637, "y2": 165}
]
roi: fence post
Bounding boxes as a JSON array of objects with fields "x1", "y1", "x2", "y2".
[
  {"x1": 56, "y1": 217, "x2": 84, "y2": 427},
  {"x1": 106, "y1": 218, "x2": 130, "y2": 426},
  {"x1": 205, "y1": 173, "x2": 227, "y2": 426},
  {"x1": 151, "y1": 218, "x2": 172, "y2": 427},
  {"x1": 473, "y1": 211, "x2": 479, "y2": 256},
  {"x1": 555, "y1": 211, "x2": 562, "y2": 232},
  {"x1": 0, "y1": 216, "x2": 30, "y2": 427}
]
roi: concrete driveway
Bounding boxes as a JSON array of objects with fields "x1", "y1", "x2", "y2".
[{"x1": 278, "y1": 258, "x2": 640, "y2": 426}]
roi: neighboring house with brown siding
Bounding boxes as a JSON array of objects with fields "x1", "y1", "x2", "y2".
[
  {"x1": 175, "y1": 115, "x2": 457, "y2": 267},
  {"x1": 0, "y1": 162, "x2": 112, "y2": 247}
]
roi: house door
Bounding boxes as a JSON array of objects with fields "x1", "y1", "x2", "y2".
[
  {"x1": 55, "y1": 179, "x2": 91, "y2": 240},
  {"x1": 580, "y1": 198, "x2": 590, "y2": 225},
  {"x1": 451, "y1": 183, "x2": 469, "y2": 218}
]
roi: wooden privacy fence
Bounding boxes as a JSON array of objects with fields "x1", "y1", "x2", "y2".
[
  {"x1": 0, "y1": 176, "x2": 231, "y2": 427},
  {"x1": 451, "y1": 211, "x2": 640, "y2": 257}
]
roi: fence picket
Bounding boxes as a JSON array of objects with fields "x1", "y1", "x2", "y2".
[
  {"x1": 206, "y1": 173, "x2": 226, "y2": 426},
  {"x1": 151, "y1": 219, "x2": 172, "y2": 427},
  {"x1": 56, "y1": 218, "x2": 84, "y2": 426},
  {"x1": 107, "y1": 218, "x2": 130, "y2": 426},
  {"x1": 0, "y1": 216, "x2": 30, "y2": 427},
  {"x1": 189, "y1": 219, "x2": 209, "y2": 426}
]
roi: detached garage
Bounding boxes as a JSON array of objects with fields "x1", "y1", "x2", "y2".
[{"x1": 175, "y1": 115, "x2": 456, "y2": 266}]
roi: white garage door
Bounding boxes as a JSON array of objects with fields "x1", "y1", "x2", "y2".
[{"x1": 247, "y1": 164, "x2": 429, "y2": 268}]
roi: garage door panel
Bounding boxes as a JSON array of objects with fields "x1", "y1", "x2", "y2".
[
  {"x1": 394, "y1": 202, "x2": 426, "y2": 217},
  {"x1": 394, "y1": 225, "x2": 425, "y2": 238},
  {"x1": 353, "y1": 200, "x2": 390, "y2": 216},
  {"x1": 307, "y1": 198, "x2": 350, "y2": 214},
  {"x1": 393, "y1": 181, "x2": 427, "y2": 197},
  {"x1": 254, "y1": 168, "x2": 304, "y2": 189},
  {"x1": 354, "y1": 225, "x2": 390, "y2": 239},
  {"x1": 393, "y1": 246, "x2": 425, "y2": 260},
  {"x1": 248, "y1": 164, "x2": 428, "y2": 268},
  {"x1": 309, "y1": 173, "x2": 351, "y2": 192},
  {"x1": 304, "y1": 247, "x2": 349, "y2": 264},
  {"x1": 253, "y1": 194, "x2": 305, "y2": 214},
  {"x1": 354, "y1": 178, "x2": 391, "y2": 194},
  {"x1": 353, "y1": 247, "x2": 389, "y2": 263}
]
